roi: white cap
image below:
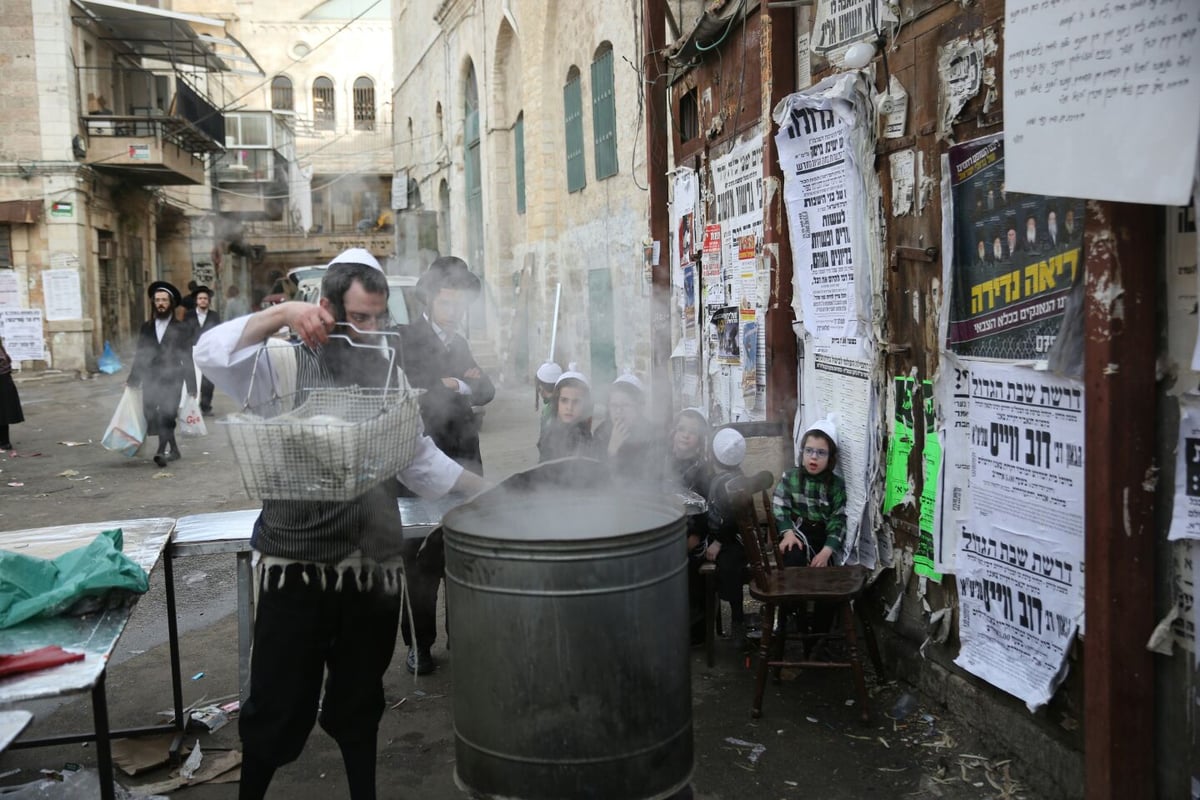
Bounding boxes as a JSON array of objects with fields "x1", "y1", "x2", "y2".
[
  {"x1": 556, "y1": 362, "x2": 590, "y2": 389},
  {"x1": 677, "y1": 406, "x2": 708, "y2": 423},
  {"x1": 536, "y1": 361, "x2": 563, "y2": 384},
  {"x1": 802, "y1": 414, "x2": 839, "y2": 449},
  {"x1": 326, "y1": 247, "x2": 383, "y2": 272},
  {"x1": 613, "y1": 371, "x2": 645, "y2": 394},
  {"x1": 712, "y1": 428, "x2": 747, "y2": 467}
]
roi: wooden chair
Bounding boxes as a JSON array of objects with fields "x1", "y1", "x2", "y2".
[
  {"x1": 700, "y1": 423, "x2": 791, "y2": 667},
  {"x1": 733, "y1": 470, "x2": 884, "y2": 721}
]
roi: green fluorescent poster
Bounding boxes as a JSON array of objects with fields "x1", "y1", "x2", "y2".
[{"x1": 883, "y1": 378, "x2": 942, "y2": 581}]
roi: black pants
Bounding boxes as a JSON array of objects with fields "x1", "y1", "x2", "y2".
[
  {"x1": 399, "y1": 537, "x2": 442, "y2": 652},
  {"x1": 239, "y1": 563, "x2": 401, "y2": 769},
  {"x1": 0, "y1": 424, "x2": 8, "y2": 447},
  {"x1": 199, "y1": 376, "x2": 215, "y2": 412},
  {"x1": 714, "y1": 540, "x2": 747, "y2": 622}
]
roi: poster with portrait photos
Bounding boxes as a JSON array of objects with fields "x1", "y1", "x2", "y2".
[{"x1": 945, "y1": 134, "x2": 1085, "y2": 361}]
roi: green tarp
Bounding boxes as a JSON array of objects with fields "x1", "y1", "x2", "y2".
[{"x1": 0, "y1": 529, "x2": 149, "y2": 629}]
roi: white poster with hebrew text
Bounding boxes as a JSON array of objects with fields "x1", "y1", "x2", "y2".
[{"x1": 954, "y1": 361, "x2": 1085, "y2": 710}]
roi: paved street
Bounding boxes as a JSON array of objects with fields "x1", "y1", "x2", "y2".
[{"x1": 0, "y1": 370, "x2": 1040, "y2": 798}]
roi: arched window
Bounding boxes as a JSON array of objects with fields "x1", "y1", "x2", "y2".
[
  {"x1": 271, "y1": 75, "x2": 293, "y2": 111},
  {"x1": 353, "y1": 76, "x2": 375, "y2": 130},
  {"x1": 313, "y1": 77, "x2": 335, "y2": 130}
]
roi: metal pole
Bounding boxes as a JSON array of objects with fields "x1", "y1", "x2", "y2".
[{"x1": 548, "y1": 282, "x2": 561, "y2": 362}]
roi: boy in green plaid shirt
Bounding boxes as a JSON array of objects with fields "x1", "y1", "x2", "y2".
[{"x1": 772, "y1": 417, "x2": 847, "y2": 568}]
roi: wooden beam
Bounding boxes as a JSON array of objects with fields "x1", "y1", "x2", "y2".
[
  {"x1": 645, "y1": 0, "x2": 673, "y2": 426},
  {"x1": 1082, "y1": 200, "x2": 1156, "y2": 799}
]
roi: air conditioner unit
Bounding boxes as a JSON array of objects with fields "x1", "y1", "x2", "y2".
[{"x1": 97, "y1": 239, "x2": 116, "y2": 259}]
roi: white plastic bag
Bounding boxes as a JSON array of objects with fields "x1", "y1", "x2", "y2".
[
  {"x1": 178, "y1": 391, "x2": 207, "y2": 437},
  {"x1": 101, "y1": 386, "x2": 146, "y2": 457}
]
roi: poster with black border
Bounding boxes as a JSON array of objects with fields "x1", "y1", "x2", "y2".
[{"x1": 945, "y1": 133, "x2": 1084, "y2": 361}]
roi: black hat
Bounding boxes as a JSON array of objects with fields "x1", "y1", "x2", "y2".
[
  {"x1": 194, "y1": 285, "x2": 214, "y2": 298},
  {"x1": 147, "y1": 281, "x2": 181, "y2": 306},
  {"x1": 417, "y1": 256, "x2": 481, "y2": 302}
]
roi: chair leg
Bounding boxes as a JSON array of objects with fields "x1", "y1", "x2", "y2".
[
  {"x1": 856, "y1": 600, "x2": 886, "y2": 679},
  {"x1": 752, "y1": 603, "x2": 774, "y2": 719},
  {"x1": 842, "y1": 602, "x2": 869, "y2": 722},
  {"x1": 771, "y1": 605, "x2": 787, "y2": 684},
  {"x1": 704, "y1": 570, "x2": 717, "y2": 668}
]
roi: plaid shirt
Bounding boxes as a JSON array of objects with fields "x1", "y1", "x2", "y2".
[{"x1": 771, "y1": 467, "x2": 847, "y2": 553}]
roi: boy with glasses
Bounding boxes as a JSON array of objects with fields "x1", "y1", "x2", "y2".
[{"x1": 772, "y1": 417, "x2": 847, "y2": 568}]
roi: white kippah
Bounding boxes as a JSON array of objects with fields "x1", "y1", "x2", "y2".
[
  {"x1": 536, "y1": 361, "x2": 563, "y2": 384},
  {"x1": 712, "y1": 428, "x2": 746, "y2": 467},
  {"x1": 326, "y1": 247, "x2": 383, "y2": 272}
]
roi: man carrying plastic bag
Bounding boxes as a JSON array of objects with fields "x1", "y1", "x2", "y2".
[{"x1": 101, "y1": 386, "x2": 146, "y2": 457}]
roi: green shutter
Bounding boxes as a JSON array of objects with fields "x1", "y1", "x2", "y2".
[
  {"x1": 514, "y1": 113, "x2": 526, "y2": 214},
  {"x1": 591, "y1": 49, "x2": 618, "y2": 180},
  {"x1": 564, "y1": 74, "x2": 586, "y2": 193}
]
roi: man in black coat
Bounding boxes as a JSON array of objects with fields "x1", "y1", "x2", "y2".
[
  {"x1": 395, "y1": 256, "x2": 494, "y2": 676},
  {"x1": 183, "y1": 285, "x2": 221, "y2": 414},
  {"x1": 398, "y1": 256, "x2": 495, "y2": 475},
  {"x1": 128, "y1": 281, "x2": 197, "y2": 466}
]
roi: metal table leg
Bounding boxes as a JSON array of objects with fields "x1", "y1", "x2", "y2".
[
  {"x1": 91, "y1": 672, "x2": 115, "y2": 800},
  {"x1": 162, "y1": 547, "x2": 185, "y2": 730}
]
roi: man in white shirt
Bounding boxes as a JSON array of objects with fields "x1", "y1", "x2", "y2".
[
  {"x1": 194, "y1": 249, "x2": 488, "y2": 800},
  {"x1": 182, "y1": 286, "x2": 220, "y2": 415}
]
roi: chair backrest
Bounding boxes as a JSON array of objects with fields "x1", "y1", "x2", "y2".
[
  {"x1": 729, "y1": 470, "x2": 777, "y2": 587},
  {"x1": 716, "y1": 421, "x2": 791, "y2": 525}
]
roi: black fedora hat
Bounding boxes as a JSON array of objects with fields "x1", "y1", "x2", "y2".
[
  {"x1": 193, "y1": 285, "x2": 214, "y2": 298},
  {"x1": 417, "y1": 256, "x2": 481, "y2": 302},
  {"x1": 147, "y1": 281, "x2": 182, "y2": 306}
]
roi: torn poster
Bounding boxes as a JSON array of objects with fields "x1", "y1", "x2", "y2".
[
  {"x1": 1165, "y1": 205, "x2": 1198, "y2": 395},
  {"x1": 955, "y1": 362, "x2": 1086, "y2": 711},
  {"x1": 876, "y1": 75, "x2": 908, "y2": 139},
  {"x1": 933, "y1": 353, "x2": 971, "y2": 574},
  {"x1": 883, "y1": 377, "x2": 942, "y2": 580},
  {"x1": 937, "y1": 35, "x2": 983, "y2": 141},
  {"x1": 889, "y1": 150, "x2": 915, "y2": 216},
  {"x1": 1169, "y1": 396, "x2": 1200, "y2": 541},
  {"x1": 701, "y1": 224, "x2": 724, "y2": 307},
  {"x1": 774, "y1": 73, "x2": 875, "y2": 359},
  {"x1": 802, "y1": 346, "x2": 881, "y2": 568},
  {"x1": 1004, "y1": 0, "x2": 1200, "y2": 206},
  {"x1": 811, "y1": 0, "x2": 896, "y2": 63},
  {"x1": 740, "y1": 306, "x2": 759, "y2": 397},
  {"x1": 710, "y1": 135, "x2": 764, "y2": 305},
  {"x1": 943, "y1": 133, "x2": 1085, "y2": 360}
]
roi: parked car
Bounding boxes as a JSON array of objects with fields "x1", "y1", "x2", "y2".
[{"x1": 259, "y1": 265, "x2": 329, "y2": 309}]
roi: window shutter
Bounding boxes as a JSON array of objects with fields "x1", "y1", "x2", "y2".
[
  {"x1": 591, "y1": 49, "x2": 618, "y2": 180},
  {"x1": 564, "y1": 74, "x2": 586, "y2": 193}
]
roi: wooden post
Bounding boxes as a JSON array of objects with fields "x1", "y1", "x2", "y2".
[
  {"x1": 760, "y1": 4, "x2": 798, "y2": 423},
  {"x1": 1082, "y1": 200, "x2": 1156, "y2": 798},
  {"x1": 644, "y1": 0, "x2": 672, "y2": 426}
]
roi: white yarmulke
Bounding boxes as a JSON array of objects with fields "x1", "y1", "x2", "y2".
[
  {"x1": 712, "y1": 428, "x2": 747, "y2": 467},
  {"x1": 556, "y1": 362, "x2": 590, "y2": 389},
  {"x1": 613, "y1": 371, "x2": 645, "y2": 394},
  {"x1": 326, "y1": 247, "x2": 383, "y2": 272},
  {"x1": 536, "y1": 361, "x2": 563, "y2": 384},
  {"x1": 803, "y1": 414, "x2": 839, "y2": 448},
  {"x1": 678, "y1": 406, "x2": 708, "y2": 423}
]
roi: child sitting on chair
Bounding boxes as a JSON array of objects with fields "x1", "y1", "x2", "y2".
[
  {"x1": 705, "y1": 428, "x2": 754, "y2": 638},
  {"x1": 772, "y1": 417, "x2": 847, "y2": 568}
]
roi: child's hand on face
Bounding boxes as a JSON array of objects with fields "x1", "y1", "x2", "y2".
[
  {"x1": 608, "y1": 418, "x2": 630, "y2": 455},
  {"x1": 810, "y1": 545, "x2": 835, "y2": 567}
]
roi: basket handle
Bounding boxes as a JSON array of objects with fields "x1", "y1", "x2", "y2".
[{"x1": 240, "y1": 323, "x2": 404, "y2": 410}]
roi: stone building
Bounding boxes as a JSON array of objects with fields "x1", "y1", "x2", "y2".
[
  {"x1": 174, "y1": 0, "x2": 397, "y2": 306},
  {"x1": 0, "y1": 0, "x2": 252, "y2": 371},
  {"x1": 392, "y1": 0, "x2": 653, "y2": 387}
]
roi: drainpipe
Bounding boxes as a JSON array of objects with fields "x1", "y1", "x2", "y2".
[{"x1": 644, "y1": 0, "x2": 671, "y2": 427}]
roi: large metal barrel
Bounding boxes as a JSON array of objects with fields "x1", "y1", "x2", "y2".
[{"x1": 443, "y1": 485, "x2": 693, "y2": 800}]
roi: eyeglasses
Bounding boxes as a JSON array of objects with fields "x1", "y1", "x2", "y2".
[{"x1": 803, "y1": 447, "x2": 829, "y2": 459}]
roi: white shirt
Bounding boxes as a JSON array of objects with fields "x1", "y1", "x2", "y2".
[
  {"x1": 154, "y1": 317, "x2": 169, "y2": 343},
  {"x1": 196, "y1": 310, "x2": 208, "y2": 327},
  {"x1": 193, "y1": 315, "x2": 464, "y2": 498}
]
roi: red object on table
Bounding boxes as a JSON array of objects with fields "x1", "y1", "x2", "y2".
[{"x1": 0, "y1": 645, "x2": 85, "y2": 678}]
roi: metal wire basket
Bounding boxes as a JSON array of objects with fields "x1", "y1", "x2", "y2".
[{"x1": 220, "y1": 327, "x2": 424, "y2": 502}]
